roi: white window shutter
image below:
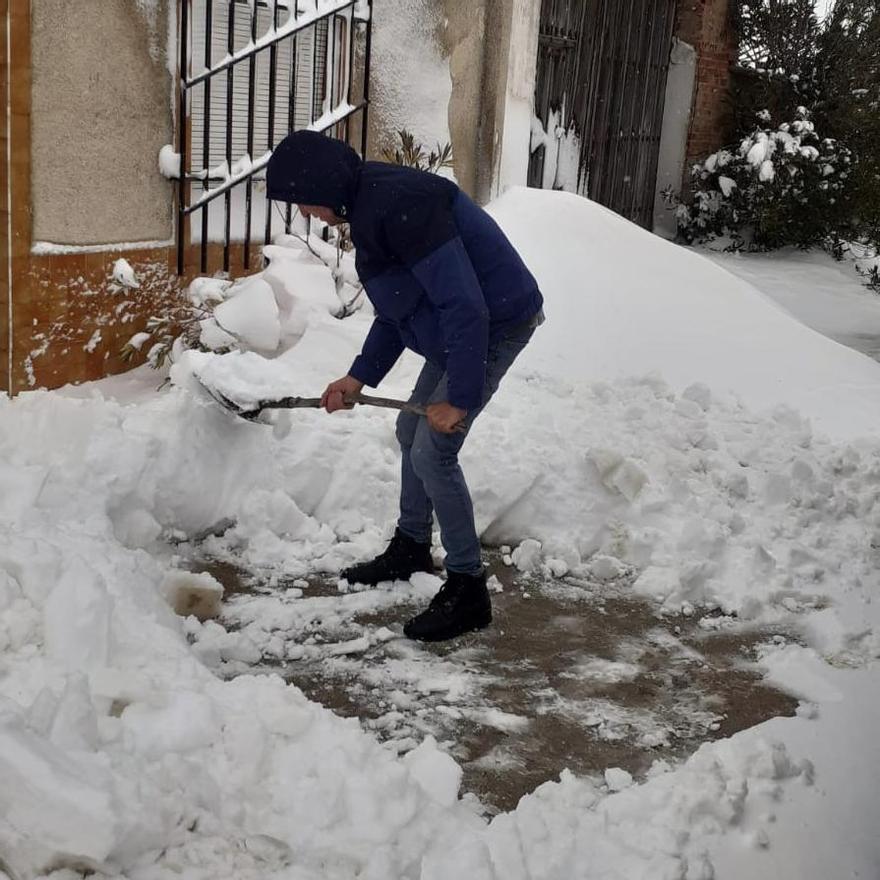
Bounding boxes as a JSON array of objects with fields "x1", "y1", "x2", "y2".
[{"x1": 189, "y1": 1, "x2": 329, "y2": 176}]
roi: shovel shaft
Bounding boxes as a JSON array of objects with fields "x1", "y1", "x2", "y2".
[
  {"x1": 204, "y1": 381, "x2": 464, "y2": 432},
  {"x1": 258, "y1": 393, "x2": 427, "y2": 417}
]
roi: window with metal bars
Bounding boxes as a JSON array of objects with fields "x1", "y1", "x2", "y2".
[
  {"x1": 175, "y1": 0, "x2": 371, "y2": 276},
  {"x1": 189, "y1": 3, "x2": 329, "y2": 173}
]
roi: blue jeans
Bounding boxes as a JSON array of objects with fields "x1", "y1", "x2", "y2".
[{"x1": 395, "y1": 321, "x2": 538, "y2": 574}]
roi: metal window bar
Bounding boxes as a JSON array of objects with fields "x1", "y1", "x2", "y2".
[
  {"x1": 200, "y1": 0, "x2": 213, "y2": 273},
  {"x1": 263, "y1": 0, "x2": 280, "y2": 247},
  {"x1": 285, "y1": 23, "x2": 297, "y2": 235},
  {"x1": 176, "y1": 0, "x2": 372, "y2": 278},
  {"x1": 222, "y1": 0, "x2": 235, "y2": 271},
  {"x1": 243, "y1": 0, "x2": 259, "y2": 270}
]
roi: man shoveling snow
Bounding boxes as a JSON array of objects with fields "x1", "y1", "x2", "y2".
[{"x1": 266, "y1": 131, "x2": 544, "y2": 641}]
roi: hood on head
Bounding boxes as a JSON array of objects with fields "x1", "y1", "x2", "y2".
[{"x1": 266, "y1": 131, "x2": 363, "y2": 218}]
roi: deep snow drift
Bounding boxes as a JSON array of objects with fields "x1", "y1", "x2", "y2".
[
  {"x1": 1, "y1": 189, "x2": 879, "y2": 879},
  {"x1": 705, "y1": 245, "x2": 880, "y2": 360}
]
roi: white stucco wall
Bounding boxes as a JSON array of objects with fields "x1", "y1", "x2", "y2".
[
  {"x1": 494, "y1": 0, "x2": 540, "y2": 197},
  {"x1": 653, "y1": 38, "x2": 698, "y2": 237}
]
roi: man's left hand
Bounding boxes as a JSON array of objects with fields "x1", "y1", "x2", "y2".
[{"x1": 426, "y1": 402, "x2": 467, "y2": 434}]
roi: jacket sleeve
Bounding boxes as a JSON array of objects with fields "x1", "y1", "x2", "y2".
[
  {"x1": 385, "y1": 199, "x2": 489, "y2": 411},
  {"x1": 349, "y1": 316, "x2": 405, "y2": 387}
]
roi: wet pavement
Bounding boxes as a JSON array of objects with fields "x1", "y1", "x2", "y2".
[{"x1": 195, "y1": 553, "x2": 799, "y2": 815}]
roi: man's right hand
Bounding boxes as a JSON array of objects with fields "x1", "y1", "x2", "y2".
[{"x1": 320, "y1": 375, "x2": 365, "y2": 413}]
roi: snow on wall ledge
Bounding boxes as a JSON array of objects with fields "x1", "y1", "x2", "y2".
[{"x1": 2, "y1": 188, "x2": 880, "y2": 878}]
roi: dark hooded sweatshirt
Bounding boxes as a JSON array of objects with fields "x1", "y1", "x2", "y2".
[{"x1": 266, "y1": 131, "x2": 543, "y2": 411}]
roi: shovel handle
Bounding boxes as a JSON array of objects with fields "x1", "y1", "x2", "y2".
[
  {"x1": 255, "y1": 393, "x2": 466, "y2": 432},
  {"x1": 256, "y1": 393, "x2": 426, "y2": 416}
]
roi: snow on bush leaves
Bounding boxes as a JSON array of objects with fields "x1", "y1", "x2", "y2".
[{"x1": 671, "y1": 108, "x2": 856, "y2": 251}]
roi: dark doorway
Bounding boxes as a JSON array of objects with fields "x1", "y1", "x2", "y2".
[{"x1": 529, "y1": 0, "x2": 676, "y2": 229}]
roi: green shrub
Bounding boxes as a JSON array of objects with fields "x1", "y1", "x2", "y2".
[
  {"x1": 672, "y1": 108, "x2": 856, "y2": 250},
  {"x1": 723, "y1": 1, "x2": 880, "y2": 250},
  {"x1": 381, "y1": 129, "x2": 453, "y2": 174}
]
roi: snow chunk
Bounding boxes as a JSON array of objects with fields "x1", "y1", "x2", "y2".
[
  {"x1": 126, "y1": 331, "x2": 151, "y2": 351},
  {"x1": 188, "y1": 275, "x2": 231, "y2": 307},
  {"x1": 160, "y1": 570, "x2": 224, "y2": 620},
  {"x1": 589, "y1": 448, "x2": 648, "y2": 501},
  {"x1": 487, "y1": 574, "x2": 505, "y2": 593},
  {"x1": 511, "y1": 538, "x2": 542, "y2": 572},
  {"x1": 112, "y1": 258, "x2": 140, "y2": 289},
  {"x1": 545, "y1": 557, "x2": 570, "y2": 578},
  {"x1": 682, "y1": 382, "x2": 712, "y2": 411},
  {"x1": 43, "y1": 559, "x2": 113, "y2": 670},
  {"x1": 121, "y1": 691, "x2": 219, "y2": 758},
  {"x1": 604, "y1": 767, "x2": 634, "y2": 791},
  {"x1": 213, "y1": 278, "x2": 281, "y2": 352},
  {"x1": 747, "y1": 137, "x2": 770, "y2": 167},
  {"x1": 327, "y1": 635, "x2": 371, "y2": 655},
  {"x1": 158, "y1": 144, "x2": 181, "y2": 178},
  {"x1": 632, "y1": 566, "x2": 680, "y2": 603},
  {"x1": 0, "y1": 710, "x2": 118, "y2": 877},
  {"x1": 589, "y1": 555, "x2": 626, "y2": 581},
  {"x1": 403, "y1": 736, "x2": 462, "y2": 807}
]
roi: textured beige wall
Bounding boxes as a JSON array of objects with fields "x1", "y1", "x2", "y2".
[
  {"x1": 441, "y1": 0, "x2": 487, "y2": 198},
  {"x1": 31, "y1": 0, "x2": 173, "y2": 244},
  {"x1": 473, "y1": 0, "x2": 518, "y2": 203},
  {"x1": 364, "y1": 0, "x2": 490, "y2": 200}
]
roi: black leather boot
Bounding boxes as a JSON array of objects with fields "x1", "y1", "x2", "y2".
[
  {"x1": 340, "y1": 529, "x2": 433, "y2": 586},
  {"x1": 404, "y1": 570, "x2": 492, "y2": 642}
]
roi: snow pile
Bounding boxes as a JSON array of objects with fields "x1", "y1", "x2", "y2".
[
  {"x1": 2, "y1": 188, "x2": 880, "y2": 877},
  {"x1": 483, "y1": 740, "x2": 809, "y2": 880},
  {"x1": 168, "y1": 190, "x2": 880, "y2": 640}
]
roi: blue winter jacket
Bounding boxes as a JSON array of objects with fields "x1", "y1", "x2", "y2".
[{"x1": 266, "y1": 131, "x2": 543, "y2": 411}]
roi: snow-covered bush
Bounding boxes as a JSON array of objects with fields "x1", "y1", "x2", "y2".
[
  {"x1": 672, "y1": 109, "x2": 856, "y2": 251},
  {"x1": 121, "y1": 286, "x2": 225, "y2": 370},
  {"x1": 121, "y1": 227, "x2": 363, "y2": 370},
  {"x1": 726, "y1": 1, "x2": 880, "y2": 251}
]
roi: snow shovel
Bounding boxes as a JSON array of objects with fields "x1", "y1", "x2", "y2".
[{"x1": 202, "y1": 381, "x2": 455, "y2": 426}]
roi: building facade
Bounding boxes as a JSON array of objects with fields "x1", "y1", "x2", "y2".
[{"x1": 1, "y1": 0, "x2": 736, "y2": 395}]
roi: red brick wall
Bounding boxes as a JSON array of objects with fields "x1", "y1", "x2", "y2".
[
  {"x1": 675, "y1": 0, "x2": 738, "y2": 167},
  {"x1": 12, "y1": 244, "x2": 257, "y2": 394}
]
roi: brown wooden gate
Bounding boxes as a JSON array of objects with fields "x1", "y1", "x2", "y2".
[{"x1": 529, "y1": 0, "x2": 677, "y2": 229}]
